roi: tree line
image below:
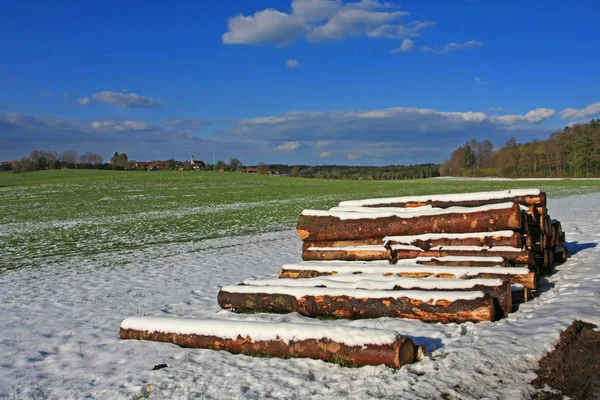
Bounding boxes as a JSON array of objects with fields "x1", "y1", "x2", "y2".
[
  {"x1": 441, "y1": 119, "x2": 600, "y2": 178},
  {"x1": 252, "y1": 163, "x2": 441, "y2": 180}
]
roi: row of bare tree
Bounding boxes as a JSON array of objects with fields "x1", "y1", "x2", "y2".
[{"x1": 441, "y1": 119, "x2": 600, "y2": 177}]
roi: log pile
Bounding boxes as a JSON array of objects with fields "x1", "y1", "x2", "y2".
[{"x1": 122, "y1": 189, "x2": 568, "y2": 368}]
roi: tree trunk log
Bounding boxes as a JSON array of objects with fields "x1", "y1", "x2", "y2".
[
  {"x1": 358, "y1": 193, "x2": 546, "y2": 209},
  {"x1": 297, "y1": 204, "x2": 522, "y2": 241},
  {"x1": 218, "y1": 288, "x2": 495, "y2": 323},
  {"x1": 120, "y1": 321, "x2": 415, "y2": 369},
  {"x1": 392, "y1": 248, "x2": 531, "y2": 265},
  {"x1": 384, "y1": 231, "x2": 522, "y2": 250},
  {"x1": 302, "y1": 244, "x2": 392, "y2": 262}
]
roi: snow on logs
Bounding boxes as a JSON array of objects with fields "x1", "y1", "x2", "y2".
[
  {"x1": 120, "y1": 317, "x2": 416, "y2": 368},
  {"x1": 217, "y1": 285, "x2": 496, "y2": 323},
  {"x1": 279, "y1": 262, "x2": 536, "y2": 289},
  {"x1": 337, "y1": 189, "x2": 546, "y2": 209},
  {"x1": 297, "y1": 202, "x2": 523, "y2": 242},
  {"x1": 240, "y1": 276, "x2": 512, "y2": 317}
]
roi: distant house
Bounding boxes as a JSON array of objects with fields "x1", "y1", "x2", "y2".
[
  {"x1": 1, "y1": 161, "x2": 13, "y2": 171},
  {"x1": 246, "y1": 167, "x2": 258, "y2": 173},
  {"x1": 190, "y1": 156, "x2": 205, "y2": 170}
]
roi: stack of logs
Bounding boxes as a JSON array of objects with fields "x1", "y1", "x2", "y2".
[
  {"x1": 218, "y1": 189, "x2": 568, "y2": 324},
  {"x1": 122, "y1": 189, "x2": 568, "y2": 368}
]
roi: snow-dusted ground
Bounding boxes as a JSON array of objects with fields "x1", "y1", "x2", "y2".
[{"x1": 1, "y1": 193, "x2": 600, "y2": 399}]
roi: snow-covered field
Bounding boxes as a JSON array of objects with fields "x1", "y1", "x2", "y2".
[{"x1": 2, "y1": 193, "x2": 600, "y2": 399}]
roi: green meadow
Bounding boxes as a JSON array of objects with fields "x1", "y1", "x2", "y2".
[{"x1": 1, "y1": 170, "x2": 599, "y2": 271}]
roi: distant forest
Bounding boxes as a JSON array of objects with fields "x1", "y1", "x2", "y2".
[
  {"x1": 257, "y1": 163, "x2": 441, "y2": 180},
  {"x1": 441, "y1": 120, "x2": 600, "y2": 178}
]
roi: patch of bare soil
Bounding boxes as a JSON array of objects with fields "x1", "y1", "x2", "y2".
[{"x1": 532, "y1": 320, "x2": 600, "y2": 400}]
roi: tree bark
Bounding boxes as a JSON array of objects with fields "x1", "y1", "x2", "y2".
[
  {"x1": 218, "y1": 289, "x2": 495, "y2": 323},
  {"x1": 361, "y1": 193, "x2": 546, "y2": 209},
  {"x1": 392, "y1": 248, "x2": 531, "y2": 265},
  {"x1": 297, "y1": 203, "x2": 522, "y2": 241},
  {"x1": 121, "y1": 327, "x2": 415, "y2": 369},
  {"x1": 385, "y1": 232, "x2": 522, "y2": 250}
]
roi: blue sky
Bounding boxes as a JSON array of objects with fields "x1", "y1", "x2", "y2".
[{"x1": 1, "y1": 0, "x2": 599, "y2": 165}]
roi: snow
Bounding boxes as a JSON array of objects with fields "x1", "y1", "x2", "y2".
[
  {"x1": 384, "y1": 230, "x2": 516, "y2": 245},
  {"x1": 121, "y1": 317, "x2": 402, "y2": 346},
  {"x1": 339, "y1": 188, "x2": 541, "y2": 207},
  {"x1": 302, "y1": 201, "x2": 516, "y2": 220},
  {"x1": 1, "y1": 192, "x2": 600, "y2": 399},
  {"x1": 220, "y1": 284, "x2": 486, "y2": 303},
  {"x1": 281, "y1": 262, "x2": 529, "y2": 277},
  {"x1": 241, "y1": 277, "x2": 505, "y2": 290}
]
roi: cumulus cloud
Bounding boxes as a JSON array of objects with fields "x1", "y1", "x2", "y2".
[
  {"x1": 92, "y1": 91, "x2": 162, "y2": 108},
  {"x1": 222, "y1": 0, "x2": 429, "y2": 46},
  {"x1": 493, "y1": 108, "x2": 556, "y2": 124},
  {"x1": 222, "y1": 9, "x2": 307, "y2": 45},
  {"x1": 276, "y1": 141, "x2": 300, "y2": 151},
  {"x1": 286, "y1": 59, "x2": 300, "y2": 68},
  {"x1": 347, "y1": 153, "x2": 359, "y2": 160},
  {"x1": 475, "y1": 77, "x2": 487, "y2": 85},
  {"x1": 320, "y1": 151, "x2": 331, "y2": 158},
  {"x1": 78, "y1": 98, "x2": 90, "y2": 105},
  {"x1": 92, "y1": 120, "x2": 150, "y2": 132},
  {"x1": 40, "y1": 92, "x2": 52, "y2": 97},
  {"x1": 391, "y1": 38, "x2": 414, "y2": 53},
  {"x1": 316, "y1": 140, "x2": 330, "y2": 147},
  {"x1": 559, "y1": 102, "x2": 600, "y2": 120},
  {"x1": 420, "y1": 40, "x2": 483, "y2": 54}
]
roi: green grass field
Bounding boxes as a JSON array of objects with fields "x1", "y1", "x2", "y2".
[{"x1": 2, "y1": 170, "x2": 600, "y2": 271}]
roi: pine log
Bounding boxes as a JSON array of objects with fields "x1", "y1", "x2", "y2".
[
  {"x1": 279, "y1": 265, "x2": 536, "y2": 289},
  {"x1": 302, "y1": 244, "x2": 392, "y2": 262},
  {"x1": 120, "y1": 317, "x2": 415, "y2": 368},
  {"x1": 384, "y1": 231, "x2": 522, "y2": 250},
  {"x1": 343, "y1": 191, "x2": 546, "y2": 209},
  {"x1": 218, "y1": 287, "x2": 496, "y2": 323},
  {"x1": 297, "y1": 203, "x2": 522, "y2": 241},
  {"x1": 415, "y1": 258, "x2": 510, "y2": 267},
  {"x1": 392, "y1": 248, "x2": 531, "y2": 265},
  {"x1": 554, "y1": 246, "x2": 568, "y2": 263},
  {"x1": 240, "y1": 277, "x2": 511, "y2": 317}
]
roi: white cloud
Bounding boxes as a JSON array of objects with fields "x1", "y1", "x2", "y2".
[
  {"x1": 316, "y1": 140, "x2": 330, "y2": 147},
  {"x1": 286, "y1": 59, "x2": 300, "y2": 68},
  {"x1": 92, "y1": 120, "x2": 149, "y2": 132},
  {"x1": 222, "y1": 9, "x2": 307, "y2": 46},
  {"x1": 493, "y1": 108, "x2": 556, "y2": 124},
  {"x1": 475, "y1": 77, "x2": 487, "y2": 85},
  {"x1": 391, "y1": 38, "x2": 414, "y2": 53},
  {"x1": 78, "y1": 98, "x2": 90, "y2": 105},
  {"x1": 40, "y1": 92, "x2": 52, "y2": 97},
  {"x1": 559, "y1": 102, "x2": 600, "y2": 120},
  {"x1": 488, "y1": 107, "x2": 506, "y2": 112},
  {"x1": 347, "y1": 153, "x2": 359, "y2": 160},
  {"x1": 222, "y1": 0, "x2": 425, "y2": 46},
  {"x1": 276, "y1": 141, "x2": 300, "y2": 151},
  {"x1": 320, "y1": 151, "x2": 331, "y2": 158},
  {"x1": 420, "y1": 40, "x2": 483, "y2": 54},
  {"x1": 92, "y1": 91, "x2": 162, "y2": 108},
  {"x1": 368, "y1": 20, "x2": 434, "y2": 39},
  {"x1": 308, "y1": 8, "x2": 407, "y2": 41}
]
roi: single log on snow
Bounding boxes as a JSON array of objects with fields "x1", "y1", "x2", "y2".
[
  {"x1": 120, "y1": 317, "x2": 415, "y2": 368},
  {"x1": 383, "y1": 231, "x2": 523, "y2": 251},
  {"x1": 297, "y1": 203, "x2": 522, "y2": 241},
  {"x1": 338, "y1": 189, "x2": 546, "y2": 209},
  {"x1": 218, "y1": 286, "x2": 496, "y2": 323}
]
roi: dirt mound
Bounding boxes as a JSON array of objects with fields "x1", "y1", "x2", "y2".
[{"x1": 532, "y1": 320, "x2": 600, "y2": 400}]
